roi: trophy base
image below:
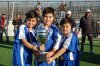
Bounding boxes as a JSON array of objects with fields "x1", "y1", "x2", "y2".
[{"x1": 37, "y1": 52, "x2": 48, "y2": 62}]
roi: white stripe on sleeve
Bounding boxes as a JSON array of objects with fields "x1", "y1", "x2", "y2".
[
  {"x1": 19, "y1": 25, "x2": 26, "y2": 39},
  {"x1": 63, "y1": 33, "x2": 73, "y2": 49},
  {"x1": 54, "y1": 33, "x2": 62, "y2": 50}
]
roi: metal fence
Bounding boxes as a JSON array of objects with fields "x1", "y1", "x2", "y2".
[
  {"x1": 0, "y1": 1, "x2": 100, "y2": 37},
  {"x1": 0, "y1": 1, "x2": 100, "y2": 21}
]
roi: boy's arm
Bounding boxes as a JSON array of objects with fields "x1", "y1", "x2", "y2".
[
  {"x1": 47, "y1": 47, "x2": 66, "y2": 64},
  {"x1": 47, "y1": 33, "x2": 73, "y2": 64},
  {"x1": 46, "y1": 48, "x2": 57, "y2": 58},
  {"x1": 53, "y1": 47, "x2": 66, "y2": 59},
  {"x1": 46, "y1": 33, "x2": 62, "y2": 58},
  {"x1": 19, "y1": 25, "x2": 37, "y2": 51},
  {"x1": 21, "y1": 38, "x2": 37, "y2": 51}
]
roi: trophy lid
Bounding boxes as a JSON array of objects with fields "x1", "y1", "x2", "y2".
[{"x1": 36, "y1": 23, "x2": 47, "y2": 33}]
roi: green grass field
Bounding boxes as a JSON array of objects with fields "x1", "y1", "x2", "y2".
[{"x1": 0, "y1": 37, "x2": 100, "y2": 66}]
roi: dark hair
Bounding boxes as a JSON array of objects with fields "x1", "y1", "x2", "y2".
[
  {"x1": 60, "y1": 18, "x2": 72, "y2": 27},
  {"x1": 2, "y1": 14, "x2": 6, "y2": 18},
  {"x1": 42, "y1": 7, "x2": 55, "y2": 17},
  {"x1": 26, "y1": 10, "x2": 39, "y2": 19},
  {"x1": 2, "y1": 14, "x2": 5, "y2": 16}
]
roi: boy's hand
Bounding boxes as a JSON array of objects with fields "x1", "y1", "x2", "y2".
[
  {"x1": 32, "y1": 46, "x2": 38, "y2": 51},
  {"x1": 46, "y1": 51, "x2": 54, "y2": 58},
  {"x1": 40, "y1": 44, "x2": 45, "y2": 51},
  {"x1": 47, "y1": 57, "x2": 54, "y2": 64},
  {"x1": 34, "y1": 46, "x2": 39, "y2": 51}
]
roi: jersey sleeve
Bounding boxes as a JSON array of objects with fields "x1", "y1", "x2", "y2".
[
  {"x1": 63, "y1": 33, "x2": 79, "y2": 53},
  {"x1": 63, "y1": 33, "x2": 73, "y2": 49},
  {"x1": 52, "y1": 25, "x2": 62, "y2": 50},
  {"x1": 54, "y1": 32, "x2": 62, "y2": 50},
  {"x1": 18, "y1": 25, "x2": 26, "y2": 39}
]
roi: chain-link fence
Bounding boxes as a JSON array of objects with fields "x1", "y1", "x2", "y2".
[
  {"x1": 0, "y1": 1, "x2": 100, "y2": 20},
  {"x1": 0, "y1": 1, "x2": 100, "y2": 37}
]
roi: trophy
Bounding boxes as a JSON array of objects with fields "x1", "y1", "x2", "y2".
[{"x1": 36, "y1": 23, "x2": 48, "y2": 62}]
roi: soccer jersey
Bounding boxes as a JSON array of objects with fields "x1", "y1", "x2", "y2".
[
  {"x1": 35, "y1": 24, "x2": 61, "y2": 66},
  {"x1": 13, "y1": 25, "x2": 38, "y2": 66},
  {"x1": 58, "y1": 32, "x2": 79, "y2": 66}
]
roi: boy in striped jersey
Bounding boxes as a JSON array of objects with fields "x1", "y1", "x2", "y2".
[
  {"x1": 13, "y1": 10, "x2": 39, "y2": 66},
  {"x1": 47, "y1": 18, "x2": 80, "y2": 66},
  {"x1": 34, "y1": 7, "x2": 61, "y2": 66}
]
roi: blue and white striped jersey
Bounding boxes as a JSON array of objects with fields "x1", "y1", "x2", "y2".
[
  {"x1": 60, "y1": 32, "x2": 79, "y2": 61},
  {"x1": 35, "y1": 24, "x2": 61, "y2": 66},
  {"x1": 13, "y1": 25, "x2": 38, "y2": 66}
]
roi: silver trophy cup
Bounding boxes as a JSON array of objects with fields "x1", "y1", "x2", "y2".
[{"x1": 36, "y1": 24, "x2": 48, "y2": 62}]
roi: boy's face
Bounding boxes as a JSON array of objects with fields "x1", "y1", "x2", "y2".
[
  {"x1": 60, "y1": 23, "x2": 71, "y2": 35},
  {"x1": 26, "y1": 18, "x2": 37, "y2": 28},
  {"x1": 43, "y1": 13, "x2": 54, "y2": 27}
]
